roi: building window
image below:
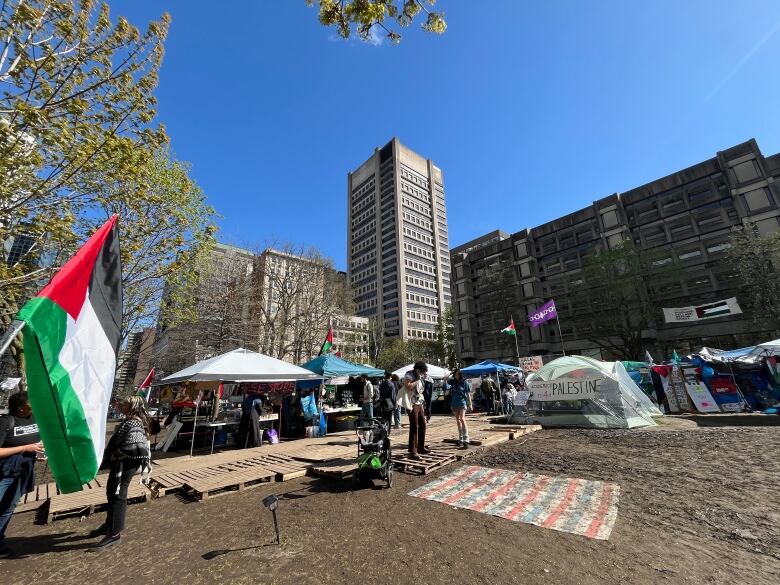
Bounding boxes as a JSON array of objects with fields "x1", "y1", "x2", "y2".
[
  {"x1": 755, "y1": 216, "x2": 780, "y2": 235},
  {"x1": 601, "y1": 210, "x2": 619, "y2": 229},
  {"x1": 514, "y1": 241, "x2": 528, "y2": 258},
  {"x1": 743, "y1": 188, "x2": 772, "y2": 213},
  {"x1": 731, "y1": 160, "x2": 760, "y2": 184},
  {"x1": 519, "y1": 262, "x2": 532, "y2": 277}
]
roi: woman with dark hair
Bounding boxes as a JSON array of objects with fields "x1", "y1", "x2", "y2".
[
  {"x1": 89, "y1": 396, "x2": 151, "y2": 550},
  {"x1": 0, "y1": 392, "x2": 44, "y2": 556},
  {"x1": 446, "y1": 369, "x2": 473, "y2": 449}
]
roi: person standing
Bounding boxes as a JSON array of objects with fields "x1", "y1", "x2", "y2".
[
  {"x1": 446, "y1": 370, "x2": 473, "y2": 449},
  {"x1": 502, "y1": 383, "x2": 517, "y2": 414},
  {"x1": 422, "y1": 372, "x2": 434, "y2": 423},
  {"x1": 390, "y1": 374, "x2": 402, "y2": 429},
  {"x1": 400, "y1": 362, "x2": 430, "y2": 460},
  {"x1": 359, "y1": 374, "x2": 375, "y2": 423},
  {"x1": 481, "y1": 376, "x2": 496, "y2": 414},
  {"x1": 90, "y1": 396, "x2": 151, "y2": 550},
  {"x1": 0, "y1": 392, "x2": 44, "y2": 557},
  {"x1": 378, "y1": 372, "x2": 397, "y2": 433}
]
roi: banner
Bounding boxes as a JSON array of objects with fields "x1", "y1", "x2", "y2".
[
  {"x1": 529, "y1": 299, "x2": 557, "y2": 327},
  {"x1": 527, "y1": 377, "x2": 609, "y2": 401},
  {"x1": 513, "y1": 390, "x2": 531, "y2": 406},
  {"x1": 518, "y1": 356, "x2": 544, "y2": 373},
  {"x1": 662, "y1": 297, "x2": 742, "y2": 323}
]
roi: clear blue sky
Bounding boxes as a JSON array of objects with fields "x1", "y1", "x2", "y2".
[{"x1": 111, "y1": 1, "x2": 780, "y2": 270}]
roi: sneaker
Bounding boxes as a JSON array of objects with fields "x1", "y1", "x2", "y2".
[
  {"x1": 0, "y1": 544, "x2": 14, "y2": 558},
  {"x1": 408, "y1": 453, "x2": 421, "y2": 460},
  {"x1": 90, "y1": 534, "x2": 120, "y2": 551},
  {"x1": 420, "y1": 447, "x2": 432, "y2": 454},
  {"x1": 86, "y1": 526, "x2": 106, "y2": 538}
]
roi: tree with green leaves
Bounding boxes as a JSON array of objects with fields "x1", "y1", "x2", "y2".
[
  {"x1": 0, "y1": 1, "x2": 166, "y2": 368},
  {"x1": 306, "y1": 0, "x2": 446, "y2": 44},
  {"x1": 725, "y1": 224, "x2": 780, "y2": 328},
  {"x1": 573, "y1": 239, "x2": 682, "y2": 361}
]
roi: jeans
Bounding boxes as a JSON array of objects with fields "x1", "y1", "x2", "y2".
[
  {"x1": 104, "y1": 461, "x2": 140, "y2": 536},
  {"x1": 393, "y1": 406, "x2": 401, "y2": 426},
  {"x1": 483, "y1": 396, "x2": 494, "y2": 414},
  {"x1": 0, "y1": 476, "x2": 25, "y2": 544},
  {"x1": 361, "y1": 402, "x2": 373, "y2": 422},
  {"x1": 407, "y1": 405, "x2": 427, "y2": 455}
]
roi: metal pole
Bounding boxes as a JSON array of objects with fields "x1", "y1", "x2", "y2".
[
  {"x1": 271, "y1": 508, "x2": 280, "y2": 545},
  {"x1": 511, "y1": 315, "x2": 521, "y2": 368},
  {"x1": 555, "y1": 315, "x2": 566, "y2": 356},
  {"x1": 190, "y1": 397, "x2": 200, "y2": 458},
  {"x1": 0, "y1": 320, "x2": 25, "y2": 360}
]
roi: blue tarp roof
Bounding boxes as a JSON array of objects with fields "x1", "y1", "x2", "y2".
[
  {"x1": 460, "y1": 360, "x2": 520, "y2": 377},
  {"x1": 299, "y1": 354, "x2": 384, "y2": 379}
]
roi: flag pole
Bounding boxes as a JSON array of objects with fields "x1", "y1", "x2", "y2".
[
  {"x1": 189, "y1": 396, "x2": 200, "y2": 458},
  {"x1": 511, "y1": 314, "x2": 521, "y2": 367},
  {"x1": 0, "y1": 320, "x2": 25, "y2": 359},
  {"x1": 555, "y1": 314, "x2": 566, "y2": 356}
]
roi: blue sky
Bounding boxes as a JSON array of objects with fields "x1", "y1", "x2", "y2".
[{"x1": 111, "y1": 1, "x2": 780, "y2": 270}]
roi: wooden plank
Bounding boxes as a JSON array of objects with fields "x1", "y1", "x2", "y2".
[
  {"x1": 185, "y1": 466, "x2": 275, "y2": 500},
  {"x1": 394, "y1": 450, "x2": 456, "y2": 475},
  {"x1": 47, "y1": 480, "x2": 149, "y2": 523},
  {"x1": 310, "y1": 458, "x2": 357, "y2": 479}
]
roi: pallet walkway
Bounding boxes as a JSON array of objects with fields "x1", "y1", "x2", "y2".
[
  {"x1": 47, "y1": 475, "x2": 149, "y2": 523},
  {"x1": 14, "y1": 481, "x2": 61, "y2": 513},
  {"x1": 185, "y1": 465, "x2": 276, "y2": 500},
  {"x1": 310, "y1": 458, "x2": 358, "y2": 479},
  {"x1": 393, "y1": 449, "x2": 457, "y2": 475}
]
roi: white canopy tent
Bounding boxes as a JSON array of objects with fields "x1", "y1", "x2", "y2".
[
  {"x1": 510, "y1": 355, "x2": 662, "y2": 429},
  {"x1": 392, "y1": 363, "x2": 451, "y2": 380},
  {"x1": 160, "y1": 348, "x2": 324, "y2": 384}
]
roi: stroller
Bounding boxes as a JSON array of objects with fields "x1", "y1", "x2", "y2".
[{"x1": 353, "y1": 417, "x2": 393, "y2": 488}]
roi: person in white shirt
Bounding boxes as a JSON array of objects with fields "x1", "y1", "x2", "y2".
[
  {"x1": 399, "y1": 362, "x2": 430, "y2": 460},
  {"x1": 360, "y1": 374, "x2": 374, "y2": 423}
]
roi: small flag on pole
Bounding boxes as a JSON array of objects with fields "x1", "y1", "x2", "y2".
[
  {"x1": 16, "y1": 215, "x2": 122, "y2": 493},
  {"x1": 136, "y1": 366, "x2": 155, "y2": 401},
  {"x1": 645, "y1": 351, "x2": 654, "y2": 365},
  {"x1": 500, "y1": 319, "x2": 517, "y2": 336},
  {"x1": 318, "y1": 327, "x2": 334, "y2": 356}
]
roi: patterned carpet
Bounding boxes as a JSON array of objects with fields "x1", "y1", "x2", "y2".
[{"x1": 409, "y1": 465, "x2": 620, "y2": 540}]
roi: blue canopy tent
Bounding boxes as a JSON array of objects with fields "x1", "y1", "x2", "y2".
[
  {"x1": 460, "y1": 360, "x2": 520, "y2": 378},
  {"x1": 300, "y1": 354, "x2": 384, "y2": 380}
]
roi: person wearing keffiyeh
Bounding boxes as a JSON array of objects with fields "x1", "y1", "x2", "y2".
[{"x1": 89, "y1": 396, "x2": 151, "y2": 550}]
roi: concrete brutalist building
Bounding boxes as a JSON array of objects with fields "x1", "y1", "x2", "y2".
[
  {"x1": 347, "y1": 138, "x2": 452, "y2": 340},
  {"x1": 451, "y1": 139, "x2": 780, "y2": 365}
]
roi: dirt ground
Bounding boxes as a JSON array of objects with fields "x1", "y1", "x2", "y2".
[{"x1": 1, "y1": 417, "x2": 778, "y2": 585}]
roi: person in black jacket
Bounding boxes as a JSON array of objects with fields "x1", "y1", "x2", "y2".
[
  {"x1": 378, "y1": 372, "x2": 397, "y2": 433},
  {"x1": 0, "y1": 392, "x2": 44, "y2": 557},
  {"x1": 422, "y1": 373, "x2": 434, "y2": 422},
  {"x1": 89, "y1": 396, "x2": 151, "y2": 550}
]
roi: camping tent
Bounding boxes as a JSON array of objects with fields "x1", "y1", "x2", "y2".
[
  {"x1": 698, "y1": 338, "x2": 780, "y2": 365},
  {"x1": 460, "y1": 360, "x2": 520, "y2": 378},
  {"x1": 392, "y1": 363, "x2": 451, "y2": 380},
  {"x1": 300, "y1": 354, "x2": 383, "y2": 381},
  {"x1": 510, "y1": 355, "x2": 662, "y2": 429},
  {"x1": 160, "y1": 348, "x2": 323, "y2": 384}
]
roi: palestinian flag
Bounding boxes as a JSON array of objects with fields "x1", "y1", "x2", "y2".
[
  {"x1": 136, "y1": 366, "x2": 155, "y2": 401},
  {"x1": 16, "y1": 216, "x2": 122, "y2": 493},
  {"x1": 501, "y1": 319, "x2": 517, "y2": 336},
  {"x1": 318, "y1": 327, "x2": 333, "y2": 356}
]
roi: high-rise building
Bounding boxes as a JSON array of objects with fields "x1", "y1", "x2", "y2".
[
  {"x1": 347, "y1": 137, "x2": 451, "y2": 341},
  {"x1": 451, "y1": 139, "x2": 780, "y2": 364}
]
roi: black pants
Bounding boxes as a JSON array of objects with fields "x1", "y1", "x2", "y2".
[
  {"x1": 407, "y1": 405, "x2": 427, "y2": 455},
  {"x1": 105, "y1": 461, "x2": 140, "y2": 536}
]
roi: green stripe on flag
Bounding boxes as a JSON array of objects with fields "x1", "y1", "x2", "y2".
[{"x1": 19, "y1": 297, "x2": 98, "y2": 493}]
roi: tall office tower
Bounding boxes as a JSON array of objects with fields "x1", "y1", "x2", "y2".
[{"x1": 347, "y1": 138, "x2": 451, "y2": 340}]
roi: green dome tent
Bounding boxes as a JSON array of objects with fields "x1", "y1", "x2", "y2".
[{"x1": 510, "y1": 355, "x2": 662, "y2": 429}]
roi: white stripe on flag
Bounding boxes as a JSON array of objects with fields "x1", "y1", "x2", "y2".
[{"x1": 57, "y1": 294, "x2": 116, "y2": 463}]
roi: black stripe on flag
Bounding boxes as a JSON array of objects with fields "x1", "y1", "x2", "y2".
[{"x1": 88, "y1": 220, "x2": 122, "y2": 356}]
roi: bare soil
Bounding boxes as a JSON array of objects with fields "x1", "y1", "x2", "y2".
[{"x1": 1, "y1": 417, "x2": 778, "y2": 585}]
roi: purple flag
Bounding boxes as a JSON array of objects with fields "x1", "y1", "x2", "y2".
[{"x1": 528, "y1": 299, "x2": 557, "y2": 327}]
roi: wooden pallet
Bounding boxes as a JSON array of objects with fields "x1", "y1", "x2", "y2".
[
  {"x1": 14, "y1": 481, "x2": 60, "y2": 514},
  {"x1": 285, "y1": 444, "x2": 356, "y2": 463},
  {"x1": 185, "y1": 465, "x2": 275, "y2": 500},
  {"x1": 394, "y1": 450, "x2": 456, "y2": 475},
  {"x1": 310, "y1": 458, "x2": 357, "y2": 479},
  {"x1": 47, "y1": 477, "x2": 149, "y2": 523},
  {"x1": 250, "y1": 454, "x2": 311, "y2": 481}
]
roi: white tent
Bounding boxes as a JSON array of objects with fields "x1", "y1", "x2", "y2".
[
  {"x1": 510, "y1": 355, "x2": 662, "y2": 429},
  {"x1": 392, "y1": 363, "x2": 451, "y2": 380},
  {"x1": 160, "y1": 348, "x2": 323, "y2": 384}
]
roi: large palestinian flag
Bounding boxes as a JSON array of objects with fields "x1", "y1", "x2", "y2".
[{"x1": 16, "y1": 216, "x2": 122, "y2": 493}]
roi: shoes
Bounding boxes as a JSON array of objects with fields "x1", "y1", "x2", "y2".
[
  {"x1": 393, "y1": 424, "x2": 401, "y2": 429},
  {"x1": 0, "y1": 544, "x2": 15, "y2": 558},
  {"x1": 86, "y1": 526, "x2": 106, "y2": 538},
  {"x1": 408, "y1": 453, "x2": 421, "y2": 460},
  {"x1": 90, "y1": 534, "x2": 120, "y2": 550},
  {"x1": 420, "y1": 447, "x2": 432, "y2": 454},
  {"x1": 460, "y1": 442, "x2": 470, "y2": 450}
]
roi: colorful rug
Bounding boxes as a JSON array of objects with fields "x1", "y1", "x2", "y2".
[{"x1": 408, "y1": 465, "x2": 620, "y2": 540}]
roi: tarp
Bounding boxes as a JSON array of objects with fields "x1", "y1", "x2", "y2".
[
  {"x1": 698, "y1": 339, "x2": 780, "y2": 363},
  {"x1": 300, "y1": 354, "x2": 384, "y2": 379},
  {"x1": 460, "y1": 360, "x2": 520, "y2": 378},
  {"x1": 511, "y1": 355, "x2": 662, "y2": 429},
  {"x1": 160, "y1": 348, "x2": 323, "y2": 384},
  {"x1": 392, "y1": 363, "x2": 451, "y2": 379}
]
